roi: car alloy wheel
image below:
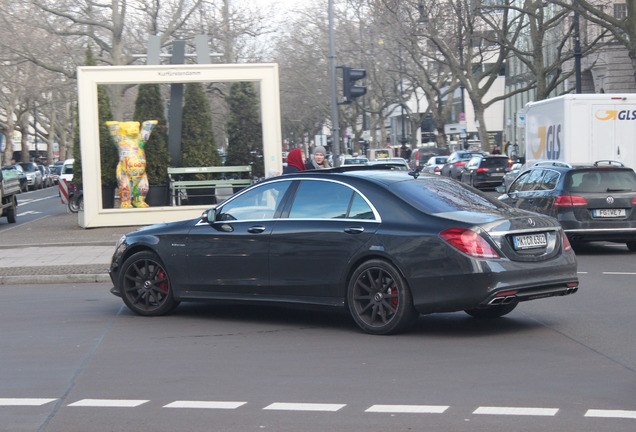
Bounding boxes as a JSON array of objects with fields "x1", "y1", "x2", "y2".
[
  {"x1": 347, "y1": 259, "x2": 418, "y2": 335},
  {"x1": 119, "y1": 251, "x2": 179, "y2": 316}
]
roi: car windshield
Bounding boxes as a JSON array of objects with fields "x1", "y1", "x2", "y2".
[
  {"x1": 565, "y1": 169, "x2": 636, "y2": 193},
  {"x1": 391, "y1": 177, "x2": 509, "y2": 217},
  {"x1": 62, "y1": 164, "x2": 73, "y2": 175},
  {"x1": 18, "y1": 163, "x2": 36, "y2": 172}
]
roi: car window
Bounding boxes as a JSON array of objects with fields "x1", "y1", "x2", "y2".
[
  {"x1": 62, "y1": 164, "x2": 73, "y2": 175},
  {"x1": 521, "y1": 169, "x2": 546, "y2": 191},
  {"x1": 392, "y1": 178, "x2": 506, "y2": 215},
  {"x1": 509, "y1": 171, "x2": 531, "y2": 193},
  {"x1": 467, "y1": 157, "x2": 481, "y2": 168},
  {"x1": 539, "y1": 170, "x2": 560, "y2": 190},
  {"x1": 289, "y1": 180, "x2": 355, "y2": 219},
  {"x1": 481, "y1": 157, "x2": 509, "y2": 168},
  {"x1": 217, "y1": 181, "x2": 291, "y2": 221},
  {"x1": 566, "y1": 169, "x2": 636, "y2": 193},
  {"x1": 348, "y1": 192, "x2": 376, "y2": 220}
]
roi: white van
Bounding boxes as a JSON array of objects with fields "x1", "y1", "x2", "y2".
[{"x1": 59, "y1": 159, "x2": 74, "y2": 183}]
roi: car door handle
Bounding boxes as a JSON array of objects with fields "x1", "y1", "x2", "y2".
[
  {"x1": 247, "y1": 225, "x2": 266, "y2": 233},
  {"x1": 344, "y1": 227, "x2": 365, "y2": 234}
]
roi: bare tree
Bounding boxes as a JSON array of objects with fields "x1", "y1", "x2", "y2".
[{"x1": 552, "y1": 0, "x2": 636, "y2": 87}]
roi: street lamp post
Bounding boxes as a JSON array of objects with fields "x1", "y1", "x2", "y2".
[
  {"x1": 328, "y1": 0, "x2": 341, "y2": 165},
  {"x1": 457, "y1": 0, "x2": 467, "y2": 149}
]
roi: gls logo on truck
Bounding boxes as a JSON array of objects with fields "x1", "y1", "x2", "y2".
[
  {"x1": 595, "y1": 110, "x2": 636, "y2": 120},
  {"x1": 531, "y1": 125, "x2": 561, "y2": 160}
]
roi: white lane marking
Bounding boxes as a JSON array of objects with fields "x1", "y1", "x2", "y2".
[
  {"x1": 68, "y1": 399, "x2": 149, "y2": 408},
  {"x1": 17, "y1": 211, "x2": 41, "y2": 216},
  {"x1": 366, "y1": 404, "x2": 449, "y2": 414},
  {"x1": 585, "y1": 409, "x2": 636, "y2": 419},
  {"x1": 577, "y1": 272, "x2": 588, "y2": 274},
  {"x1": 263, "y1": 402, "x2": 345, "y2": 412},
  {"x1": 473, "y1": 406, "x2": 559, "y2": 416},
  {"x1": 602, "y1": 272, "x2": 636, "y2": 275},
  {"x1": 164, "y1": 401, "x2": 246, "y2": 409},
  {"x1": 19, "y1": 196, "x2": 57, "y2": 205},
  {"x1": 0, "y1": 398, "x2": 56, "y2": 406}
]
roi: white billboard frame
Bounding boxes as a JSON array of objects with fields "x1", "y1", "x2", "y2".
[{"x1": 77, "y1": 64, "x2": 282, "y2": 228}]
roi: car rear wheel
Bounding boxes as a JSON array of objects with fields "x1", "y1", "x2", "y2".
[
  {"x1": 464, "y1": 301, "x2": 518, "y2": 319},
  {"x1": 119, "y1": 251, "x2": 179, "y2": 316},
  {"x1": 6, "y1": 197, "x2": 16, "y2": 223},
  {"x1": 347, "y1": 259, "x2": 418, "y2": 335}
]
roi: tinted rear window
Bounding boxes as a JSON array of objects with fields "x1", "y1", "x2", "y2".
[
  {"x1": 565, "y1": 169, "x2": 636, "y2": 193},
  {"x1": 480, "y1": 157, "x2": 509, "y2": 168},
  {"x1": 391, "y1": 177, "x2": 507, "y2": 214}
]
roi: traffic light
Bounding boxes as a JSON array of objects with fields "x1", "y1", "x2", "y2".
[{"x1": 342, "y1": 66, "x2": 366, "y2": 103}]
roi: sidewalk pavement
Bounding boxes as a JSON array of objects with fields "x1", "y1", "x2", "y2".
[{"x1": 0, "y1": 212, "x2": 144, "y2": 285}]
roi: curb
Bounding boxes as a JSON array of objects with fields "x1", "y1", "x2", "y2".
[{"x1": 0, "y1": 274, "x2": 111, "y2": 285}]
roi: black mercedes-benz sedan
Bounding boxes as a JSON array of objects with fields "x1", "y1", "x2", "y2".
[{"x1": 109, "y1": 169, "x2": 578, "y2": 335}]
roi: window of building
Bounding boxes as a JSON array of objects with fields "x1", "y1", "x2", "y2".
[{"x1": 614, "y1": 3, "x2": 627, "y2": 19}]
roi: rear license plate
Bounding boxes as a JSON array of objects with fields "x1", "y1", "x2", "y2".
[
  {"x1": 593, "y1": 208, "x2": 626, "y2": 218},
  {"x1": 513, "y1": 233, "x2": 547, "y2": 250},
  {"x1": 490, "y1": 172, "x2": 505, "y2": 177}
]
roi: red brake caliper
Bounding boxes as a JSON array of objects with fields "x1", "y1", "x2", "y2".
[
  {"x1": 389, "y1": 285, "x2": 398, "y2": 308},
  {"x1": 157, "y1": 270, "x2": 168, "y2": 292}
]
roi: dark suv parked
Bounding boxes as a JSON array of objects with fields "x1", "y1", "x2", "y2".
[
  {"x1": 460, "y1": 155, "x2": 510, "y2": 189},
  {"x1": 497, "y1": 160, "x2": 636, "y2": 250}
]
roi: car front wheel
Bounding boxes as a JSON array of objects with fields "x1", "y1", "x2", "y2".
[
  {"x1": 119, "y1": 251, "x2": 179, "y2": 316},
  {"x1": 347, "y1": 259, "x2": 418, "y2": 335}
]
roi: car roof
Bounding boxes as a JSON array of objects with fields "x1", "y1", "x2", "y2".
[
  {"x1": 280, "y1": 166, "x2": 427, "y2": 187},
  {"x1": 528, "y1": 160, "x2": 633, "y2": 172}
]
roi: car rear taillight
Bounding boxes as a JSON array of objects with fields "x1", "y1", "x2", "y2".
[
  {"x1": 632, "y1": 197, "x2": 636, "y2": 205},
  {"x1": 563, "y1": 234, "x2": 572, "y2": 252},
  {"x1": 476, "y1": 167, "x2": 488, "y2": 172},
  {"x1": 554, "y1": 195, "x2": 588, "y2": 206},
  {"x1": 434, "y1": 166, "x2": 441, "y2": 173},
  {"x1": 454, "y1": 161, "x2": 466, "y2": 167},
  {"x1": 440, "y1": 228, "x2": 500, "y2": 259}
]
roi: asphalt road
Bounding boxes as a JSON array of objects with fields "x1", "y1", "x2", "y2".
[
  {"x1": 0, "y1": 186, "x2": 64, "y2": 230},
  {"x1": 1, "y1": 242, "x2": 634, "y2": 432}
]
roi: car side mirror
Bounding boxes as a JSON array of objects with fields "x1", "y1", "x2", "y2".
[
  {"x1": 495, "y1": 185, "x2": 505, "y2": 194},
  {"x1": 200, "y1": 207, "x2": 217, "y2": 224}
]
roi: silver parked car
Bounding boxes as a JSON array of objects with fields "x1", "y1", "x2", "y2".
[
  {"x1": 18, "y1": 162, "x2": 43, "y2": 190},
  {"x1": 421, "y1": 156, "x2": 449, "y2": 175}
]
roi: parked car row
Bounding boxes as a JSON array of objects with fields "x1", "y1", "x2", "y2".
[{"x1": 0, "y1": 162, "x2": 62, "y2": 193}]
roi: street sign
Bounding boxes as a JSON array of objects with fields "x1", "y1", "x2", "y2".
[
  {"x1": 444, "y1": 123, "x2": 462, "y2": 134},
  {"x1": 459, "y1": 113, "x2": 466, "y2": 122}
]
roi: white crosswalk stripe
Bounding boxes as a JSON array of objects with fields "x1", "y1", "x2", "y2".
[
  {"x1": 68, "y1": 399, "x2": 149, "y2": 408},
  {"x1": 164, "y1": 401, "x2": 246, "y2": 409},
  {"x1": 474, "y1": 406, "x2": 559, "y2": 416},
  {"x1": 585, "y1": 409, "x2": 636, "y2": 419},
  {"x1": 263, "y1": 402, "x2": 346, "y2": 412},
  {"x1": 366, "y1": 404, "x2": 449, "y2": 414},
  {"x1": 0, "y1": 398, "x2": 56, "y2": 406}
]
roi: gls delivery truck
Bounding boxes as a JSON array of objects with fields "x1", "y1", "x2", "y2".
[{"x1": 524, "y1": 94, "x2": 636, "y2": 168}]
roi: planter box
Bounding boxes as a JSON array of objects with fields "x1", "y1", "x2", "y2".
[{"x1": 146, "y1": 184, "x2": 169, "y2": 207}]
